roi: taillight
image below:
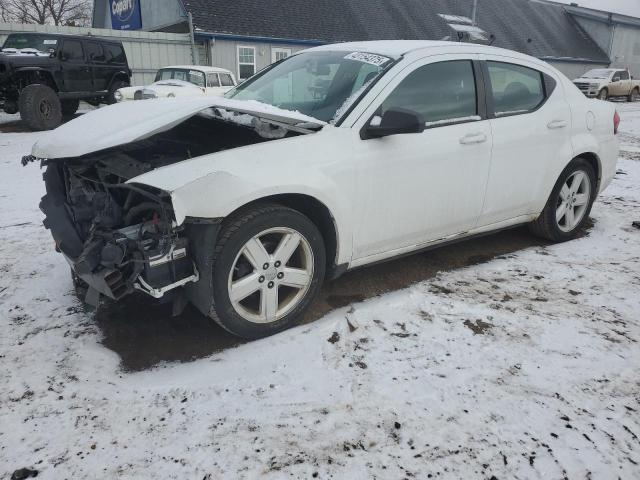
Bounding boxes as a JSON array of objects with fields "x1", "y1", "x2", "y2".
[{"x1": 614, "y1": 111, "x2": 620, "y2": 135}]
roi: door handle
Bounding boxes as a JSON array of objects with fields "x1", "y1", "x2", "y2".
[
  {"x1": 547, "y1": 119, "x2": 568, "y2": 129},
  {"x1": 459, "y1": 132, "x2": 487, "y2": 145}
]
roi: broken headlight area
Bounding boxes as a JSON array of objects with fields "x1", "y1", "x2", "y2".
[{"x1": 39, "y1": 158, "x2": 198, "y2": 305}]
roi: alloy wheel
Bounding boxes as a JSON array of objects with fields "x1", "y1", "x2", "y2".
[
  {"x1": 556, "y1": 170, "x2": 591, "y2": 232},
  {"x1": 227, "y1": 227, "x2": 314, "y2": 324}
]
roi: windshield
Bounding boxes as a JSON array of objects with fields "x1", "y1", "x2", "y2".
[
  {"x1": 582, "y1": 69, "x2": 614, "y2": 79},
  {"x1": 226, "y1": 51, "x2": 393, "y2": 123},
  {"x1": 2, "y1": 34, "x2": 58, "y2": 53},
  {"x1": 154, "y1": 68, "x2": 206, "y2": 88}
]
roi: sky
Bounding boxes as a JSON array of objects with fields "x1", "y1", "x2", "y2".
[{"x1": 548, "y1": 0, "x2": 639, "y2": 18}]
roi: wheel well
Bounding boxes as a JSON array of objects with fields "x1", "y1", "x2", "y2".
[
  {"x1": 13, "y1": 70, "x2": 57, "y2": 92},
  {"x1": 241, "y1": 194, "x2": 339, "y2": 274},
  {"x1": 577, "y1": 152, "x2": 601, "y2": 190},
  {"x1": 109, "y1": 73, "x2": 129, "y2": 88}
]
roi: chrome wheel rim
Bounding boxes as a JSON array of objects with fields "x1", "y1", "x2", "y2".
[
  {"x1": 228, "y1": 227, "x2": 314, "y2": 324},
  {"x1": 556, "y1": 170, "x2": 591, "y2": 233}
]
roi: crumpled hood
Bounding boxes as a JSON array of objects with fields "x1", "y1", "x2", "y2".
[{"x1": 32, "y1": 97, "x2": 326, "y2": 159}]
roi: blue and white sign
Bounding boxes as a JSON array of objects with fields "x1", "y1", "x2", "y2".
[{"x1": 111, "y1": 0, "x2": 142, "y2": 30}]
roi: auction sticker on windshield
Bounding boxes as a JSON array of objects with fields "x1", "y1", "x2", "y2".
[{"x1": 344, "y1": 52, "x2": 391, "y2": 67}]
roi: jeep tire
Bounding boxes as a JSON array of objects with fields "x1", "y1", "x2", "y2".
[
  {"x1": 106, "y1": 79, "x2": 129, "y2": 104},
  {"x1": 19, "y1": 84, "x2": 62, "y2": 131}
]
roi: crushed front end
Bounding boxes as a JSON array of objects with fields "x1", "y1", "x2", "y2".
[{"x1": 36, "y1": 154, "x2": 200, "y2": 306}]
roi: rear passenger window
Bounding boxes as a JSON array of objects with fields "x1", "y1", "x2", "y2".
[
  {"x1": 219, "y1": 73, "x2": 235, "y2": 86},
  {"x1": 487, "y1": 62, "x2": 545, "y2": 116},
  {"x1": 86, "y1": 42, "x2": 105, "y2": 62},
  {"x1": 104, "y1": 44, "x2": 126, "y2": 64},
  {"x1": 381, "y1": 61, "x2": 478, "y2": 126}
]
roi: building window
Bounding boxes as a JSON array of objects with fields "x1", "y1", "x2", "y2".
[
  {"x1": 271, "y1": 47, "x2": 292, "y2": 63},
  {"x1": 238, "y1": 46, "x2": 256, "y2": 80}
]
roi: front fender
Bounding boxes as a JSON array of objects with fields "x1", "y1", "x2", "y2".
[
  {"x1": 168, "y1": 172, "x2": 352, "y2": 265},
  {"x1": 129, "y1": 126, "x2": 355, "y2": 266}
]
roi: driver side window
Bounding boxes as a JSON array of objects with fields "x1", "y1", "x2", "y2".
[{"x1": 381, "y1": 61, "x2": 478, "y2": 125}]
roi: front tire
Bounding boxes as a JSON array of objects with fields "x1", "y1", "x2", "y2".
[
  {"x1": 597, "y1": 88, "x2": 608, "y2": 101},
  {"x1": 210, "y1": 204, "x2": 326, "y2": 339},
  {"x1": 529, "y1": 158, "x2": 597, "y2": 242},
  {"x1": 18, "y1": 84, "x2": 62, "y2": 131}
]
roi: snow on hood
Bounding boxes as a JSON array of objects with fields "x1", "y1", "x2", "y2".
[{"x1": 31, "y1": 97, "x2": 326, "y2": 159}]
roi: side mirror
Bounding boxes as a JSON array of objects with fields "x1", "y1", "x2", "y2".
[
  {"x1": 48, "y1": 48, "x2": 56, "y2": 58},
  {"x1": 362, "y1": 108, "x2": 423, "y2": 139},
  {"x1": 613, "y1": 77, "x2": 620, "y2": 83}
]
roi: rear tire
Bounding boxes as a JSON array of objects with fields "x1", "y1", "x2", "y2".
[
  {"x1": 597, "y1": 88, "x2": 608, "y2": 101},
  {"x1": 629, "y1": 88, "x2": 640, "y2": 102},
  {"x1": 106, "y1": 79, "x2": 129, "y2": 105},
  {"x1": 209, "y1": 204, "x2": 326, "y2": 339},
  {"x1": 61, "y1": 99, "x2": 80, "y2": 116},
  {"x1": 19, "y1": 84, "x2": 62, "y2": 131},
  {"x1": 528, "y1": 158, "x2": 597, "y2": 242}
]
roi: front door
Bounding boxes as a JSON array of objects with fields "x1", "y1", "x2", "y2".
[
  {"x1": 351, "y1": 56, "x2": 493, "y2": 261},
  {"x1": 613, "y1": 70, "x2": 631, "y2": 96},
  {"x1": 477, "y1": 57, "x2": 572, "y2": 225},
  {"x1": 59, "y1": 39, "x2": 92, "y2": 92}
]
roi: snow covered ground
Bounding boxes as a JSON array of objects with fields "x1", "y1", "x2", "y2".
[{"x1": 1, "y1": 104, "x2": 639, "y2": 479}]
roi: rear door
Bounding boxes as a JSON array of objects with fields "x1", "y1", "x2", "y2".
[
  {"x1": 85, "y1": 41, "x2": 110, "y2": 92},
  {"x1": 59, "y1": 39, "x2": 92, "y2": 92},
  {"x1": 351, "y1": 55, "x2": 493, "y2": 260},
  {"x1": 477, "y1": 56, "x2": 572, "y2": 226}
]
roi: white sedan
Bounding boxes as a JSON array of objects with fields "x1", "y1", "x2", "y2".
[
  {"x1": 114, "y1": 65, "x2": 237, "y2": 102},
  {"x1": 32, "y1": 41, "x2": 618, "y2": 339}
]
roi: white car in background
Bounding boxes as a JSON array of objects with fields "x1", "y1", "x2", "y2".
[
  {"x1": 32, "y1": 41, "x2": 619, "y2": 340},
  {"x1": 114, "y1": 65, "x2": 237, "y2": 102}
]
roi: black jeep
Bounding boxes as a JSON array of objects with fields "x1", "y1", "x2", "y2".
[{"x1": 0, "y1": 32, "x2": 131, "y2": 130}]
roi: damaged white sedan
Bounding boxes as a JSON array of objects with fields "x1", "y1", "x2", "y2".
[{"x1": 26, "y1": 41, "x2": 619, "y2": 339}]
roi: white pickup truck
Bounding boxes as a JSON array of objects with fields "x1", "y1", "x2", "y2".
[{"x1": 573, "y1": 68, "x2": 640, "y2": 101}]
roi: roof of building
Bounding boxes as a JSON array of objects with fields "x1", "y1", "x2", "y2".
[{"x1": 183, "y1": 0, "x2": 611, "y2": 64}]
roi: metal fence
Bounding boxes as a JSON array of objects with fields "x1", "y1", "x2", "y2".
[{"x1": 0, "y1": 22, "x2": 195, "y2": 85}]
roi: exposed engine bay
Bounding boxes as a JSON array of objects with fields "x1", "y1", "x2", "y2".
[{"x1": 31, "y1": 109, "x2": 317, "y2": 309}]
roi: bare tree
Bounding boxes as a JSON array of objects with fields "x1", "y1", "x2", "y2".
[
  {"x1": 48, "y1": 0, "x2": 91, "y2": 26},
  {"x1": 0, "y1": 0, "x2": 91, "y2": 26}
]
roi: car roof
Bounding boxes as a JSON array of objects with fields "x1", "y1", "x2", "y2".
[
  {"x1": 5, "y1": 31, "x2": 122, "y2": 45},
  {"x1": 305, "y1": 40, "x2": 534, "y2": 61},
  {"x1": 162, "y1": 65, "x2": 234, "y2": 74}
]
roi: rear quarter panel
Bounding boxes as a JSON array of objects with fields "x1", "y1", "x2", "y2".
[{"x1": 565, "y1": 81, "x2": 618, "y2": 193}]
